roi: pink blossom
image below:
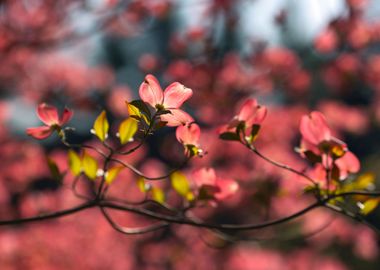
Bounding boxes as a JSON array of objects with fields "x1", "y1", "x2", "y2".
[
  {"x1": 176, "y1": 123, "x2": 200, "y2": 146},
  {"x1": 26, "y1": 103, "x2": 73, "y2": 139},
  {"x1": 222, "y1": 98, "x2": 267, "y2": 137},
  {"x1": 139, "y1": 74, "x2": 193, "y2": 126},
  {"x1": 299, "y1": 111, "x2": 331, "y2": 146},
  {"x1": 192, "y1": 167, "x2": 238, "y2": 200}
]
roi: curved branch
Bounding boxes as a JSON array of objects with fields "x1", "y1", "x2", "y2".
[
  {"x1": 0, "y1": 201, "x2": 96, "y2": 226},
  {"x1": 244, "y1": 142, "x2": 318, "y2": 186},
  {"x1": 110, "y1": 158, "x2": 189, "y2": 181},
  {"x1": 100, "y1": 200, "x2": 322, "y2": 231},
  {"x1": 100, "y1": 207, "x2": 169, "y2": 235}
]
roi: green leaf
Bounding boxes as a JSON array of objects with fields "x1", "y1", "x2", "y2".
[
  {"x1": 219, "y1": 132, "x2": 240, "y2": 141},
  {"x1": 171, "y1": 171, "x2": 192, "y2": 198},
  {"x1": 130, "y1": 100, "x2": 151, "y2": 119},
  {"x1": 68, "y1": 150, "x2": 82, "y2": 176},
  {"x1": 250, "y1": 124, "x2": 261, "y2": 142},
  {"x1": 92, "y1": 110, "x2": 109, "y2": 142},
  {"x1": 105, "y1": 166, "x2": 123, "y2": 184},
  {"x1": 151, "y1": 187, "x2": 165, "y2": 204},
  {"x1": 82, "y1": 151, "x2": 98, "y2": 180},
  {"x1": 360, "y1": 199, "x2": 379, "y2": 215},
  {"x1": 118, "y1": 118, "x2": 138, "y2": 144}
]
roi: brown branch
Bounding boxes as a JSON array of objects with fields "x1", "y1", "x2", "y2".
[
  {"x1": 0, "y1": 201, "x2": 96, "y2": 226},
  {"x1": 100, "y1": 207, "x2": 169, "y2": 235}
]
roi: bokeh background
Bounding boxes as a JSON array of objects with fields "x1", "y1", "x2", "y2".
[{"x1": 0, "y1": 0, "x2": 380, "y2": 269}]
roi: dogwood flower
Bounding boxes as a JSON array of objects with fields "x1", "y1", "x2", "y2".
[
  {"x1": 139, "y1": 74, "x2": 193, "y2": 126},
  {"x1": 298, "y1": 111, "x2": 360, "y2": 180},
  {"x1": 192, "y1": 167, "x2": 238, "y2": 200},
  {"x1": 26, "y1": 103, "x2": 73, "y2": 139},
  {"x1": 176, "y1": 123, "x2": 203, "y2": 157}
]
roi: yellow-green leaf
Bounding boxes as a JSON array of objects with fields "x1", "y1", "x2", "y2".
[
  {"x1": 105, "y1": 166, "x2": 123, "y2": 184},
  {"x1": 151, "y1": 187, "x2": 165, "y2": 204},
  {"x1": 119, "y1": 118, "x2": 138, "y2": 144},
  {"x1": 82, "y1": 151, "x2": 98, "y2": 180},
  {"x1": 126, "y1": 101, "x2": 141, "y2": 118},
  {"x1": 137, "y1": 177, "x2": 148, "y2": 192},
  {"x1": 355, "y1": 173, "x2": 375, "y2": 190},
  {"x1": 92, "y1": 110, "x2": 109, "y2": 142},
  {"x1": 68, "y1": 150, "x2": 82, "y2": 176},
  {"x1": 171, "y1": 171, "x2": 191, "y2": 198},
  {"x1": 360, "y1": 199, "x2": 379, "y2": 215}
]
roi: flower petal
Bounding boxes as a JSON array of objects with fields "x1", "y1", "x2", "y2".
[
  {"x1": 59, "y1": 107, "x2": 73, "y2": 125},
  {"x1": 238, "y1": 99, "x2": 258, "y2": 121},
  {"x1": 160, "y1": 109, "x2": 193, "y2": 127},
  {"x1": 192, "y1": 167, "x2": 216, "y2": 187},
  {"x1": 163, "y1": 82, "x2": 193, "y2": 109},
  {"x1": 215, "y1": 178, "x2": 239, "y2": 200},
  {"x1": 336, "y1": 151, "x2": 360, "y2": 179},
  {"x1": 37, "y1": 103, "x2": 59, "y2": 126},
  {"x1": 138, "y1": 74, "x2": 164, "y2": 108},
  {"x1": 26, "y1": 126, "x2": 53, "y2": 139},
  {"x1": 300, "y1": 111, "x2": 331, "y2": 145},
  {"x1": 176, "y1": 123, "x2": 200, "y2": 145}
]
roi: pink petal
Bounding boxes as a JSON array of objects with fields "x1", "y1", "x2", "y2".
[
  {"x1": 163, "y1": 82, "x2": 193, "y2": 109},
  {"x1": 192, "y1": 167, "x2": 216, "y2": 187},
  {"x1": 300, "y1": 111, "x2": 331, "y2": 145},
  {"x1": 176, "y1": 123, "x2": 201, "y2": 145},
  {"x1": 160, "y1": 109, "x2": 193, "y2": 127},
  {"x1": 237, "y1": 98, "x2": 267, "y2": 126},
  {"x1": 238, "y1": 99, "x2": 258, "y2": 121},
  {"x1": 247, "y1": 105, "x2": 267, "y2": 126},
  {"x1": 59, "y1": 107, "x2": 73, "y2": 125},
  {"x1": 215, "y1": 178, "x2": 239, "y2": 200},
  {"x1": 335, "y1": 151, "x2": 360, "y2": 179},
  {"x1": 26, "y1": 126, "x2": 53, "y2": 139},
  {"x1": 138, "y1": 74, "x2": 164, "y2": 108},
  {"x1": 37, "y1": 103, "x2": 59, "y2": 126}
]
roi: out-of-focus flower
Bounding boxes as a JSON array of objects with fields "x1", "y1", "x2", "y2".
[
  {"x1": 26, "y1": 103, "x2": 73, "y2": 139},
  {"x1": 192, "y1": 167, "x2": 238, "y2": 201},
  {"x1": 298, "y1": 111, "x2": 360, "y2": 180},
  {"x1": 139, "y1": 74, "x2": 193, "y2": 126},
  {"x1": 176, "y1": 123, "x2": 202, "y2": 157},
  {"x1": 220, "y1": 98, "x2": 267, "y2": 143}
]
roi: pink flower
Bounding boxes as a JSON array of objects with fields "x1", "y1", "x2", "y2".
[
  {"x1": 228, "y1": 98, "x2": 267, "y2": 130},
  {"x1": 298, "y1": 111, "x2": 360, "y2": 180},
  {"x1": 139, "y1": 74, "x2": 193, "y2": 126},
  {"x1": 192, "y1": 167, "x2": 238, "y2": 200},
  {"x1": 176, "y1": 123, "x2": 202, "y2": 156},
  {"x1": 26, "y1": 103, "x2": 73, "y2": 139},
  {"x1": 300, "y1": 111, "x2": 331, "y2": 146},
  {"x1": 335, "y1": 151, "x2": 360, "y2": 179}
]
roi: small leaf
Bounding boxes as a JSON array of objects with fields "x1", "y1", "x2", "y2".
[
  {"x1": 171, "y1": 171, "x2": 191, "y2": 198},
  {"x1": 303, "y1": 150, "x2": 322, "y2": 164},
  {"x1": 130, "y1": 100, "x2": 151, "y2": 118},
  {"x1": 360, "y1": 199, "x2": 379, "y2": 215},
  {"x1": 82, "y1": 151, "x2": 98, "y2": 180},
  {"x1": 68, "y1": 150, "x2": 81, "y2": 176},
  {"x1": 119, "y1": 118, "x2": 138, "y2": 144},
  {"x1": 105, "y1": 166, "x2": 123, "y2": 184},
  {"x1": 126, "y1": 101, "x2": 141, "y2": 118},
  {"x1": 92, "y1": 110, "x2": 109, "y2": 142},
  {"x1": 355, "y1": 173, "x2": 376, "y2": 190},
  {"x1": 219, "y1": 132, "x2": 240, "y2": 141},
  {"x1": 151, "y1": 187, "x2": 165, "y2": 204},
  {"x1": 250, "y1": 124, "x2": 261, "y2": 142},
  {"x1": 137, "y1": 177, "x2": 149, "y2": 192},
  {"x1": 47, "y1": 157, "x2": 62, "y2": 182}
]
